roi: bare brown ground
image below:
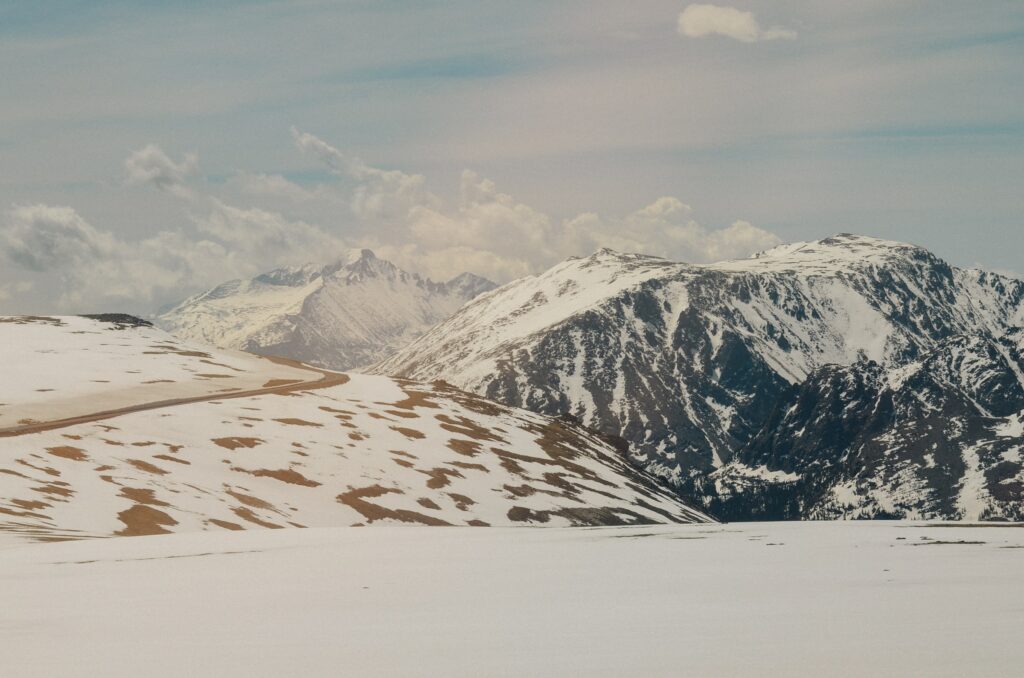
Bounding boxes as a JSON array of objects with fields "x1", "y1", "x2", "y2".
[
  {"x1": 225, "y1": 488, "x2": 278, "y2": 510},
  {"x1": 336, "y1": 485, "x2": 450, "y2": 526},
  {"x1": 448, "y1": 460, "x2": 488, "y2": 472},
  {"x1": 231, "y1": 506, "x2": 283, "y2": 529},
  {"x1": 116, "y1": 504, "x2": 178, "y2": 536},
  {"x1": 419, "y1": 467, "x2": 464, "y2": 489},
  {"x1": 119, "y1": 487, "x2": 171, "y2": 507},
  {"x1": 273, "y1": 418, "x2": 323, "y2": 427},
  {"x1": 448, "y1": 493, "x2": 476, "y2": 511},
  {"x1": 212, "y1": 437, "x2": 264, "y2": 450},
  {"x1": 447, "y1": 438, "x2": 482, "y2": 457},
  {"x1": 46, "y1": 446, "x2": 89, "y2": 461},
  {"x1": 153, "y1": 454, "x2": 190, "y2": 465},
  {"x1": 388, "y1": 389, "x2": 441, "y2": 411},
  {"x1": 125, "y1": 459, "x2": 169, "y2": 475},
  {"x1": 391, "y1": 426, "x2": 426, "y2": 440},
  {"x1": 231, "y1": 466, "x2": 321, "y2": 487},
  {"x1": 436, "y1": 414, "x2": 505, "y2": 443},
  {"x1": 208, "y1": 518, "x2": 245, "y2": 531}
]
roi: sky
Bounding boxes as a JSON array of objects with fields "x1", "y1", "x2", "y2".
[{"x1": 1, "y1": 1, "x2": 1022, "y2": 314}]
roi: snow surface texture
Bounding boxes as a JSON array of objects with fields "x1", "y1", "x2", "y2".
[
  {"x1": 0, "y1": 317, "x2": 708, "y2": 541},
  {"x1": 0, "y1": 315, "x2": 314, "y2": 429},
  {"x1": 1, "y1": 522, "x2": 1023, "y2": 677},
  {"x1": 156, "y1": 249, "x2": 495, "y2": 371},
  {"x1": 373, "y1": 234, "x2": 1024, "y2": 519}
]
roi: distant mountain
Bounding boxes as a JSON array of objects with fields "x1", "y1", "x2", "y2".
[
  {"x1": 156, "y1": 249, "x2": 496, "y2": 371},
  {"x1": 372, "y1": 234, "x2": 1024, "y2": 520},
  {"x1": 0, "y1": 315, "x2": 710, "y2": 542}
]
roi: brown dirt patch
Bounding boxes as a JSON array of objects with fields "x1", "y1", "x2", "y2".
[
  {"x1": 507, "y1": 506, "x2": 550, "y2": 523},
  {"x1": 153, "y1": 454, "x2": 190, "y2": 465},
  {"x1": 225, "y1": 488, "x2": 277, "y2": 510},
  {"x1": 436, "y1": 414, "x2": 505, "y2": 443},
  {"x1": 11, "y1": 498, "x2": 50, "y2": 511},
  {"x1": 447, "y1": 493, "x2": 475, "y2": 511},
  {"x1": 447, "y1": 438, "x2": 482, "y2": 457},
  {"x1": 212, "y1": 436, "x2": 264, "y2": 450},
  {"x1": 392, "y1": 426, "x2": 426, "y2": 440},
  {"x1": 125, "y1": 459, "x2": 169, "y2": 475},
  {"x1": 390, "y1": 450, "x2": 418, "y2": 459},
  {"x1": 448, "y1": 461, "x2": 488, "y2": 472},
  {"x1": 208, "y1": 518, "x2": 245, "y2": 531},
  {"x1": 231, "y1": 506, "x2": 283, "y2": 529},
  {"x1": 417, "y1": 497, "x2": 442, "y2": 510},
  {"x1": 46, "y1": 446, "x2": 89, "y2": 462},
  {"x1": 232, "y1": 466, "x2": 321, "y2": 487},
  {"x1": 116, "y1": 504, "x2": 178, "y2": 536},
  {"x1": 386, "y1": 387, "x2": 442, "y2": 411},
  {"x1": 119, "y1": 487, "x2": 170, "y2": 507},
  {"x1": 420, "y1": 467, "x2": 464, "y2": 489},
  {"x1": 337, "y1": 485, "x2": 450, "y2": 526},
  {"x1": 273, "y1": 418, "x2": 323, "y2": 427}
]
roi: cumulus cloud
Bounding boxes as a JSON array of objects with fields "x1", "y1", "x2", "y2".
[
  {"x1": 1, "y1": 134, "x2": 780, "y2": 312},
  {"x1": 678, "y1": 4, "x2": 796, "y2": 43},
  {"x1": 124, "y1": 144, "x2": 199, "y2": 197}
]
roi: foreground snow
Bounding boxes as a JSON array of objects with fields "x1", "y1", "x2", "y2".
[{"x1": 1, "y1": 521, "x2": 1021, "y2": 677}]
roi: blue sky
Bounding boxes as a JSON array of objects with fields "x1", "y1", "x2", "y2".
[{"x1": 1, "y1": 1, "x2": 1023, "y2": 312}]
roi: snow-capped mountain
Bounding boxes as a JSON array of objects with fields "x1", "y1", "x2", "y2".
[
  {"x1": 0, "y1": 315, "x2": 709, "y2": 542},
  {"x1": 372, "y1": 234, "x2": 1024, "y2": 520},
  {"x1": 156, "y1": 249, "x2": 496, "y2": 371}
]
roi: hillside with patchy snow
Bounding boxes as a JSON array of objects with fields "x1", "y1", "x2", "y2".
[
  {"x1": 156, "y1": 249, "x2": 495, "y2": 371},
  {"x1": 0, "y1": 316, "x2": 709, "y2": 542},
  {"x1": 372, "y1": 234, "x2": 1024, "y2": 520}
]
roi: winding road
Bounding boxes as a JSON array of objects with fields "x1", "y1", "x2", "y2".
[{"x1": 0, "y1": 355, "x2": 350, "y2": 438}]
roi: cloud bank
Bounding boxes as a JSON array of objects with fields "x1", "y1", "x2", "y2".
[
  {"x1": 1, "y1": 132, "x2": 780, "y2": 312},
  {"x1": 678, "y1": 4, "x2": 796, "y2": 43}
]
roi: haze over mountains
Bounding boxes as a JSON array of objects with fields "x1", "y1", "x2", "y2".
[{"x1": 157, "y1": 249, "x2": 495, "y2": 372}]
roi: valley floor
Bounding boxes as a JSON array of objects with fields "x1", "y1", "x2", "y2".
[{"x1": 1, "y1": 521, "x2": 1022, "y2": 677}]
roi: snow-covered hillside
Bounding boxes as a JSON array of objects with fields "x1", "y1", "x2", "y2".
[
  {"x1": 0, "y1": 316, "x2": 708, "y2": 542},
  {"x1": 372, "y1": 234, "x2": 1024, "y2": 519},
  {"x1": 156, "y1": 249, "x2": 495, "y2": 371},
  {"x1": 3, "y1": 522, "x2": 1023, "y2": 678}
]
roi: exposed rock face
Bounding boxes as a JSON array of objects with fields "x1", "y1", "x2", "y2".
[
  {"x1": 373, "y1": 234, "x2": 1024, "y2": 520},
  {"x1": 157, "y1": 249, "x2": 496, "y2": 371}
]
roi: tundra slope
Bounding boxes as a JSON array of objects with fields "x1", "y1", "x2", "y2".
[
  {"x1": 374, "y1": 234, "x2": 1024, "y2": 520},
  {"x1": 0, "y1": 316, "x2": 708, "y2": 543},
  {"x1": 157, "y1": 249, "x2": 495, "y2": 371}
]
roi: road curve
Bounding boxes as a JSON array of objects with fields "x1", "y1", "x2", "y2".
[{"x1": 0, "y1": 355, "x2": 350, "y2": 439}]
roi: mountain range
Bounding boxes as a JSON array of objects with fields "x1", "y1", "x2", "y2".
[
  {"x1": 372, "y1": 234, "x2": 1024, "y2": 520},
  {"x1": 156, "y1": 249, "x2": 495, "y2": 372}
]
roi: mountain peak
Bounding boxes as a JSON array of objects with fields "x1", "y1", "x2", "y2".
[
  {"x1": 345, "y1": 248, "x2": 377, "y2": 264},
  {"x1": 713, "y1": 232, "x2": 938, "y2": 275}
]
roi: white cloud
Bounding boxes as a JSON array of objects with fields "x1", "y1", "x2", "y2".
[
  {"x1": 0, "y1": 281, "x2": 33, "y2": 302},
  {"x1": 1, "y1": 135, "x2": 780, "y2": 312},
  {"x1": 678, "y1": 4, "x2": 796, "y2": 43},
  {"x1": 124, "y1": 144, "x2": 199, "y2": 198}
]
